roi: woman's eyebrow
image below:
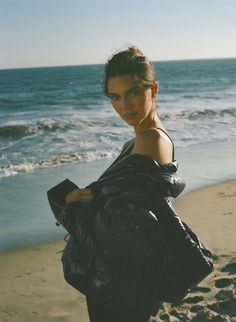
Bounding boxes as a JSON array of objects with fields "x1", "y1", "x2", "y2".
[
  {"x1": 108, "y1": 85, "x2": 141, "y2": 96},
  {"x1": 126, "y1": 85, "x2": 141, "y2": 93},
  {"x1": 107, "y1": 92, "x2": 118, "y2": 97}
]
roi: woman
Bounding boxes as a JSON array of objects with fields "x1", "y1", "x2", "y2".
[
  {"x1": 65, "y1": 46, "x2": 175, "y2": 322},
  {"x1": 66, "y1": 45, "x2": 174, "y2": 203}
]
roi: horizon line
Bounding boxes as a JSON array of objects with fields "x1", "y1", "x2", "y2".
[{"x1": 1, "y1": 55, "x2": 236, "y2": 72}]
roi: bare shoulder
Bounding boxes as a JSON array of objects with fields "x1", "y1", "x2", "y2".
[{"x1": 132, "y1": 128, "x2": 173, "y2": 164}]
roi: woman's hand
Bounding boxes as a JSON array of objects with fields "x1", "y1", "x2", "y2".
[{"x1": 65, "y1": 188, "x2": 93, "y2": 203}]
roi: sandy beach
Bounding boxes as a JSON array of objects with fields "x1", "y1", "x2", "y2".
[{"x1": 0, "y1": 179, "x2": 235, "y2": 322}]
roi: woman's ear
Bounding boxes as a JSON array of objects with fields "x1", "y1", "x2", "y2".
[{"x1": 152, "y1": 81, "x2": 159, "y2": 98}]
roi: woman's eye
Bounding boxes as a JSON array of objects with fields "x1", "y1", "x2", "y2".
[
  {"x1": 129, "y1": 89, "x2": 140, "y2": 97},
  {"x1": 109, "y1": 95, "x2": 119, "y2": 101}
]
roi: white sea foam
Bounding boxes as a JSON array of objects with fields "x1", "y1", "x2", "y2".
[{"x1": 0, "y1": 150, "x2": 117, "y2": 178}]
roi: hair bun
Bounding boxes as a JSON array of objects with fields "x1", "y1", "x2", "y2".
[
  {"x1": 103, "y1": 45, "x2": 157, "y2": 95},
  {"x1": 135, "y1": 56, "x2": 146, "y2": 62}
]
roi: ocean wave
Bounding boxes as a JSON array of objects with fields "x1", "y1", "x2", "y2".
[
  {"x1": 0, "y1": 116, "x2": 118, "y2": 140},
  {"x1": 187, "y1": 109, "x2": 218, "y2": 120},
  {"x1": 2, "y1": 107, "x2": 235, "y2": 140},
  {"x1": 0, "y1": 150, "x2": 117, "y2": 178},
  {"x1": 0, "y1": 122, "x2": 59, "y2": 139},
  {"x1": 0, "y1": 124, "x2": 31, "y2": 138},
  {"x1": 161, "y1": 107, "x2": 236, "y2": 121},
  {"x1": 0, "y1": 119, "x2": 83, "y2": 139}
]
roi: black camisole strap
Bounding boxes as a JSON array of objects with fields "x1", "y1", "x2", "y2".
[
  {"x1": 117, "y1": 128, "x2": 175, "y2": 163},
  {"x1": 154, "y1": 127, "x2": 175, "y2": 162},
  {"x1": 102, "y1": 139, "x2": 134, "y2": 173}
]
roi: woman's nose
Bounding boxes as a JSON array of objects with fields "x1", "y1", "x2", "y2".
[{"x1": 121, "y1": 96, "x2": 131, "y2": 110}]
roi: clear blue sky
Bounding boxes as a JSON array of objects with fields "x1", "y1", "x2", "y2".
[{"x1": 1, "y1": 0, "x2": 236, "y2": 69}]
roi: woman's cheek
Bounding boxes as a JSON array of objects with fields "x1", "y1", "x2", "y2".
[{"x1": 112, "y1": 103, "x2": 122, "y2": 116}]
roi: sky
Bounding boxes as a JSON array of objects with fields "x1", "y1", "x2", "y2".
[{"x1": 0, "y1": 0, "x2": 236, "y2": 69}]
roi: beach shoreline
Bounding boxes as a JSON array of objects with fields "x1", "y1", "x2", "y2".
[
  {"x1": 1, "y1": 139, "x2": 236, "y2": 252},
  {"x1": 1, "y1": 179, "x2": 236, "y2": 321}
]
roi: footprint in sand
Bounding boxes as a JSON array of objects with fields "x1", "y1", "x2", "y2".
[
  {"x1": 171, "y1": 295, "x2": 204, "y2": 307},
  {"x1": 208, "y1": 298, "x2": 236, "y2": 316},
  {"x1": 193, "y1": 308, "x2": 231, "y2": 322},
  {"x1": 190, "y1": 304, "x2": 205, "y2": 313},
  {"x1": 215, "y1": 288, "x2": 235, "y2": 301},
  {"x1": 190, "y1": 286, "x2": 211, "y2": 293},
  {"x1": 215, "y1": 277, "x2": 235, "y2": 288},
  {"x1": 222, "y1": 211, "x2": 233, "y2": 215},
  {"x1": 221, "y1": 259, "x2": 236, "y2": 275},
  {"x1": 217, "y1": 191, "x2": 236, "y2": 198}
]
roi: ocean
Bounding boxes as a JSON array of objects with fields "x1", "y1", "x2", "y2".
[
  {"x1": 1, "y1": 58, "x2": 236, "y2": 178},
  {"x1": 0, "y1": 58, "x2": 236, "y2": 251}
]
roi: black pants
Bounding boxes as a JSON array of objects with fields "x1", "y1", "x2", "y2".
[{"x1": 86, "y1": 296, "x2": 157, "y2": 322}]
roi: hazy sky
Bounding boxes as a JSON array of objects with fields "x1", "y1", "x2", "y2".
[{"x1": 1, "y1": 0, "x2": 236, "y2": 69}]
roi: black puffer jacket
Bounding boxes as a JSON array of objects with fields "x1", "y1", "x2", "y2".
[
  {"x1": 57, "y1": 154, "x2": 185, "y2": 237},
  {"x1": 53, "y1": 154, "x2": 213, "y2": 311}
]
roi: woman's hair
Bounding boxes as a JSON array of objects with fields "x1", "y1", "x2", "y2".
[{"x1": 102, "y1": 45, "x2": 157, "y2": 95}]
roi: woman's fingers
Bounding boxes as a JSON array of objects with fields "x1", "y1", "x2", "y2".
[
  {"x1": 79, "y1": 189, "x2": 92, "y2": 195},
  {"x1": 65, "y1": 188, "x2": 93, "y2": 203},
  {"x1": 65, "y1": 189, "x2": 79, "y2": 203}
]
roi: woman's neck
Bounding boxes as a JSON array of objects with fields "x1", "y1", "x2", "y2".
[{"x1": 133, "y1": 109, "x2": 162, "y2": 135}]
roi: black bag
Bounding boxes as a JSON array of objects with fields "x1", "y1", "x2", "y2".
[
  {"x1": 61, "y1": 195, "x2": 164, "y2": 314},
  {"x1": 47, "y1": 179, "x2": 98, "y2": 295},
  {"x1": 47, "y1": 179, "x2": 79, "y2": 227},
  {"x1": 153, "y1": 196, "x2": 214, "y2": 302},
  {"x1": 62, "y1": 235, "x2": 91, "y2": 295}
]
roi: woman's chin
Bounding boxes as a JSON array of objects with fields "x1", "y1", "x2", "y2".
[
  {"x1": 123, "y1": 116, "x2": 139, "y2": 126},
  {"x1": 125, "y1": 119, "x2": 138, "y2": 126}
]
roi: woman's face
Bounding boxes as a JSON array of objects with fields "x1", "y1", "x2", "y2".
[{"x1": 107, "y1": 75, "x2": 158, "y2": 126}]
